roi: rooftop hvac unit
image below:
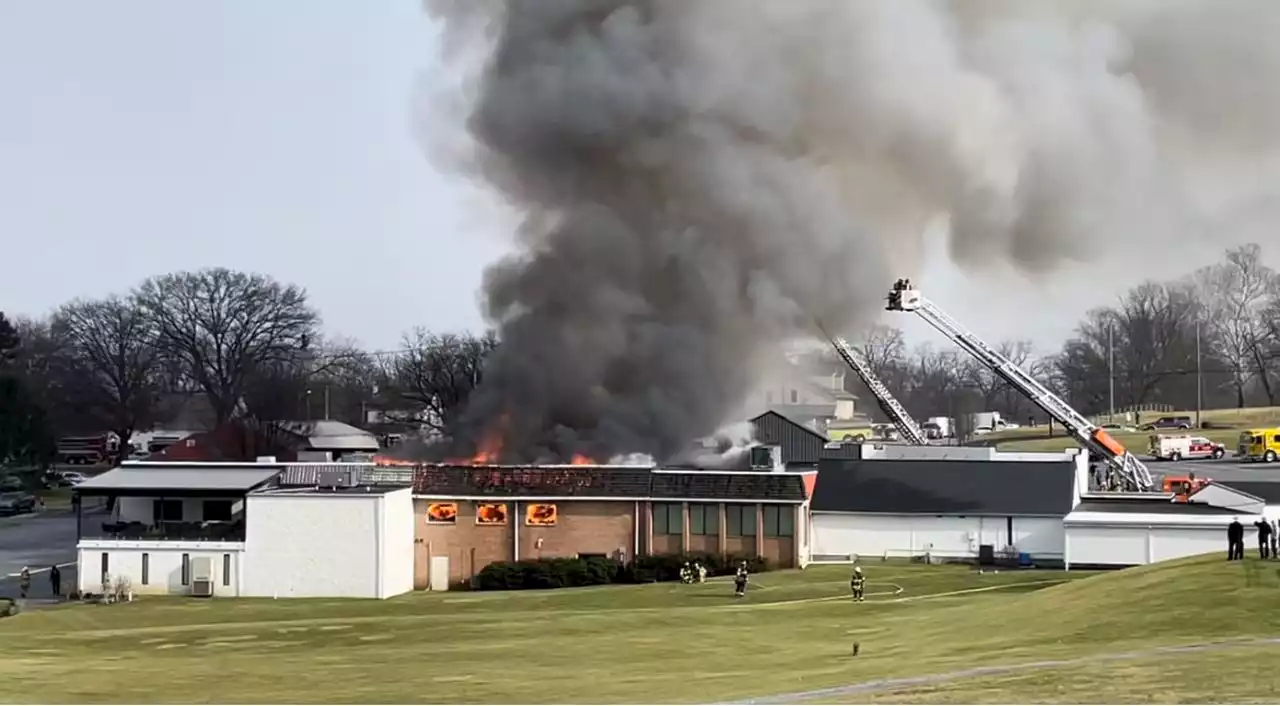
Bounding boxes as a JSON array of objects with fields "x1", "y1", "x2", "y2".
[
  {"x1": 317, "y1": 469, "x2": 359, "y2": 489},
  {"x1": 191, "y1": 557, "x2": 214, "y2": 598}
]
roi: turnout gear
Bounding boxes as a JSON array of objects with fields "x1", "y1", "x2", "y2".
[
  {"x1": 679, "y1": 563, "x2": 693, "y2": 584},
  {"x1": 18, "y1": 567, "x2": 31, "y2": 599},
  {"x1": 850, "y1": 566, "x2": 866, "y2": 602},
  {"x1": 733, "y1": 562, "x2": 749, "y2": 597}
]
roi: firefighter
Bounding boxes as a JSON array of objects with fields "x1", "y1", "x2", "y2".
[
  {"x1": 49, "y1": 564, "x2": 62, "y2": 597},
  {"x1": 694, "y1": 561, "x2": 707, "y2": 584},
  {"x1": 18, "y1": 567, "x2": 31, "y2": 599},
  {"x1": 679, "y1": 562, "x2": 693, "y2": 585},
  {"x1": 733, "y1": 561, "x2": 749, "y2": 597},
  {"x1": 850, "y1": 565, "x2": 866, "y2": 602},
  {"x1": 1256, "y1": 518, "x2": 1273, "y2": 559}
]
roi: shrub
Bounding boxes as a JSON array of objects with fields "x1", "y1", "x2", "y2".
[
  {"x1": 474, "y1": 556, "x2": 620, "y2": 591},
  {"x1": 0, "y1": 599, "x2": 18, "y2": 618},
  {"x1": 474, "y1": 553, "x2": 770, "y2": 591}
]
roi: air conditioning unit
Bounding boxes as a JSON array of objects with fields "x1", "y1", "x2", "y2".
[
  {"x1": 317, "y1": 469, "x2": 359, "y2": 489},
  {"x1": 191, "y1": 557, "x2": 214, "y2": 598}
]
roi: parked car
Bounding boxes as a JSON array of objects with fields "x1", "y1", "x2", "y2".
[
  {"x1": 0, "y1": 476, "x2": 22, "y2": 492},
  {"x1": 1140, "y1": 415, "x2": 1193, "y2": 431},
  {"x1": 0, "y1": 491, "x2": 37, "y2": 517},
  {"x1": 59, "y1": 471, "x2": 89, "y2": 485}
]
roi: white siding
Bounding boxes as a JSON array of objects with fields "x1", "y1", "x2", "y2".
[
  {"x1": 379, "y1": 489, "x2": 415, "y2": 598},
  {"x1": 811, "y1": 513, "x2": 1065, "y2": 560},
  {"x1": 76, "y1": 541, "x2": 243, "y2": 596},
  {"x1": 243, "y1": 493, "x2": 381, "y2": 599},
  {"x1": 1064, "y1": 523, "x2": 1229, "y2": 567}
]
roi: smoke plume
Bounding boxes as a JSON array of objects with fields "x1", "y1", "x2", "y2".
[{"x1": 422, "y1": 0, "x2": 1280, "y2": 462}]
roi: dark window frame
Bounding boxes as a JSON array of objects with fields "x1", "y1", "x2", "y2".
[
  {"x1": 763, "y1": 505, "x2": 795, "y2": 538},
  {"x1": 141, "y1": 553, "x2": 150, "y2": 585},
  {"x1": 726, "y1": 504, "x2": 758, "y2": 537},
  {"x1": 203, "y1": 500, "x2": 234, "y2": 522},
  {"x1": 689, "y1": 503, "x2": 719, "y2": 536},
  {"x1": 181, "y1": 553, "x2": 190, "y2": 586},
  {"x1": 652, "y1": 503, "x2": 683, "y2": 535},
  {"x1": 222, "y1": 554, "x2": 231, "y2": 586}
]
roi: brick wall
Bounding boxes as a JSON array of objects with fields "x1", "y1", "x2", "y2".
[{"x1": 413, "y1": 499, "x2": 635, "y2": 587}]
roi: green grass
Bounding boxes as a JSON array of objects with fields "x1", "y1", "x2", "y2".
[
  {"x1": 0, "y1": 555, "x2": 1276, "y2": 703},
  {"x1": 987, "y1": 405, "x2": 1280, "y2": 453}
]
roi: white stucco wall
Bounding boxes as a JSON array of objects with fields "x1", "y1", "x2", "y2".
[
  {"x1": 243, "y1": 492, "x2": 383, "y2": 599},
  {"x1": 380, "y1": 488, "x2": 415, "y2": 599},
  {"x1": 811, "y1": 513, "x2": 1065, "y2": 560},
  {"x1": 76, "y1": 541, "x2": 243, "y2": 596}
]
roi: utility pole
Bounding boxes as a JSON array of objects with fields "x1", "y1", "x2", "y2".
[
  {"x1": 1108, "y1": 324, "x2": 1115, "y2": 423},
  {"x1": 1195, "y1": 319, "x2": 1202, "y2": 429},
  {"x1": 324, "y1": 386, "x2": 331, "y2": 421}
]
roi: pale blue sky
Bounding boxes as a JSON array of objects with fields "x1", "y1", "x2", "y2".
[
  {"x1": 2, "y1": 1, "x2": 1233, "y2": 354},
  {"x1": 0, "y1": 0, "x2": 510, "y2": 351}
]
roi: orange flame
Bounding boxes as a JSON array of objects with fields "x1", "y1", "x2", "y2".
[{"x1": 569, "y1": 453, "x2": 594, "y2": 466}]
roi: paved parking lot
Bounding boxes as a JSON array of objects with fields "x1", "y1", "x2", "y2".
[{"x1": 0, "y1": 507, "x2": 94, "y2": 601}]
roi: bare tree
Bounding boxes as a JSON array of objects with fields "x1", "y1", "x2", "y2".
[
  {"x1": 1192, "y1": 243, "x2": 1277, "y2": 406},
  {"x1": 0, "y1": 312, "x2": 17, "y2": 369},
  {"x1": 380, "y1": 329, "x2": 498, "y2": 436},
  {"x1": 1057, "y1": 281, "x2": 1199, "y2": 414},
  {"x1": 133, "y1": 268, "x2": 319, "y2": 426},
  {"x1": 51, "y1": 297, "x2": 166, "y2": 459}
]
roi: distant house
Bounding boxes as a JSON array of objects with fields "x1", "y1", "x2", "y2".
[
  {"x1": 149, "y1": 420, "x2": 379, "y2": 463},
  {"x1": 749, "y1": 410, "x2": 828, "y2": 469}
]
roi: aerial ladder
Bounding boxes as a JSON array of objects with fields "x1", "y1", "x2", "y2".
[
  {"x1": 821, "y1": 328, "x2": 929, "y2": 446},
  {"x1": 883, "y1": 279, "x2": 1155, "y2": 492}
]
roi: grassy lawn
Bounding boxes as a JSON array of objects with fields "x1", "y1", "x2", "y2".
[
  {"x1": 987, "y1": 405, "x2": 1280, "y2": 453},
  {"x1": 0, "y1": 555, "x2": 1277, "y2": 703}
]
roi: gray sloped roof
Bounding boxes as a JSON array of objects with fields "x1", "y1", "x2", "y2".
[
  {"x1": 76, "y1": 466, "x2": 281, "y2": 492},
  {"x1": 1214, "y1": 481, "x2": 1280, "y2": 504},
  {"x1": 812, "y1": 457, "x2": 1075, "y2": 516},
  {"x1": 1073, "y1": 498, "x2": 1236, "y2": 515}
]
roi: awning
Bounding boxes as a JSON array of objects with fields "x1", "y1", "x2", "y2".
[{"x1": 74, "y1": 466, "x2": 281, "y2": 496}]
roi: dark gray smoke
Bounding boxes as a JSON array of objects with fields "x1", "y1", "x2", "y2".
[{"x1": 422, "y1": 0, "x2": 1280, "y2": 462}]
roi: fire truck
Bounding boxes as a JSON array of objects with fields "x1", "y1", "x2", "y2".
[{"x1": 56, "y1": 434, "x2": 118, "y2": 465}]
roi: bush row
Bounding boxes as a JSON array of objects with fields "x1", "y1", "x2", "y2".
[{"x1": 474, "y1": 552, "x2": 770, "y2": 591}]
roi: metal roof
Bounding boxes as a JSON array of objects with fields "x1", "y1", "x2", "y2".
[
  {"x1": 811, "y1": 457, "x2": 1077, "y2": 516},
  {"x1": 276, "y1": 420, "x2": 380, "y2": 451},
  {"x1": 76, "y1": 466, "x2": 281, "y2": 492}
]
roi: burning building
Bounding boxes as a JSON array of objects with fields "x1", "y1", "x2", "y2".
[{"x1": 390, "y1": 459, "x2": 814, "y2": 587}]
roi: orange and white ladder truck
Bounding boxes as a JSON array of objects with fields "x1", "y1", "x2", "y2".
[
  {"x1": 824, "y1": 331, "x2": 929, "y2": 446},
  {"x1": 884, "y1": 279, "x2": 1155, "y2": 492}
]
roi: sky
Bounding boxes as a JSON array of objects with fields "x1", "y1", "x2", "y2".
[{"x1": 0, "y1": 1, "x2": 1255, "y2": 356}]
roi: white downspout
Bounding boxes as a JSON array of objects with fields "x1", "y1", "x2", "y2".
[
  {"x1": 513, "y1": 501, "x2": 520, "y2": 562},
  {"x1": 1063, "y1": 529, "x2": 1071, "y2": 571},
  {"x1": 633, "y1": 501, "x2": 640, "y2": 561},
  {"x1": 374, "y1": 496, "x2": 385, "y2": 599}
]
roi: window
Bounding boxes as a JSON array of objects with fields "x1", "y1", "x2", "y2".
[
  {"x1": 222, "y1": 554, "x2": 231, "y2": 586},
  {"x1": 689, "y1": 504, "x2": 719, "y2": 536},
  {"x1": 725, "y1": 504, "x2": 757, "y2": 537},
  {"x1": 100, "y1": 552, "x2": 109, "y2": 577},
  {"x1": 652, "y1": 503, "x2": 683, "y2": 535},
  {"x1": 790, "y1": 389, "x2": 798, "y2": 403},
  {"x1": 203, "y1": 500, "x2": 234, "y2": 522},
  {"x1": 152, "y1": 499, "x2": 183, "y2": 523},
  {"x1": 181, "y1": 553, "x2": 190, "y2": 586},
  {"x1": 141, "y1": 553, "x2": 150, "y2": 586},
  {"x1": 763, "y1": 505, "x2": 794, "y2": 538}
]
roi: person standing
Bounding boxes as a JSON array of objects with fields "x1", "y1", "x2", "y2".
[
  {"x1": 733, "y1": 561, "x2": 749, "y2": 598},
  {"x1": 49, "y1": 564, "x2": 61, "y2": 597},
  {"x1": 1228, "y1": 518, "x2": 1245, "y2": 560},
  {"x1": 18, "y1": 567, "x2": 30, "y2": 599},
  {"x1": 850, "y1": 565, "x2": 866, "y2": 602},
  {"x1": 1256, "y1": 519, "x2": 1273, "y2": 559},
  {"x1": 1271, "y1": 520, "x2": 1279, "y2": 560}
]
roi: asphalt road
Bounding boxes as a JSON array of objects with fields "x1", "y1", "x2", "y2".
[
  {"x1": 1146, "y1": 456, "x2": 1280, "y2": 484},
  {"x1": 0, "y1": 509, "x2": 83, "y2": 600}
]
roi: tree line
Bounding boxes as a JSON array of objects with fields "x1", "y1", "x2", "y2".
[
  {"x1": 2, "y1": 245, "x2": 1275, "y2": 466},
  {"x1": 836, "y1": 243, "x2": 1280, "y2": 428},
  {"x1": 0, "y1": 267, "x2": 496, "y2": 467}
]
